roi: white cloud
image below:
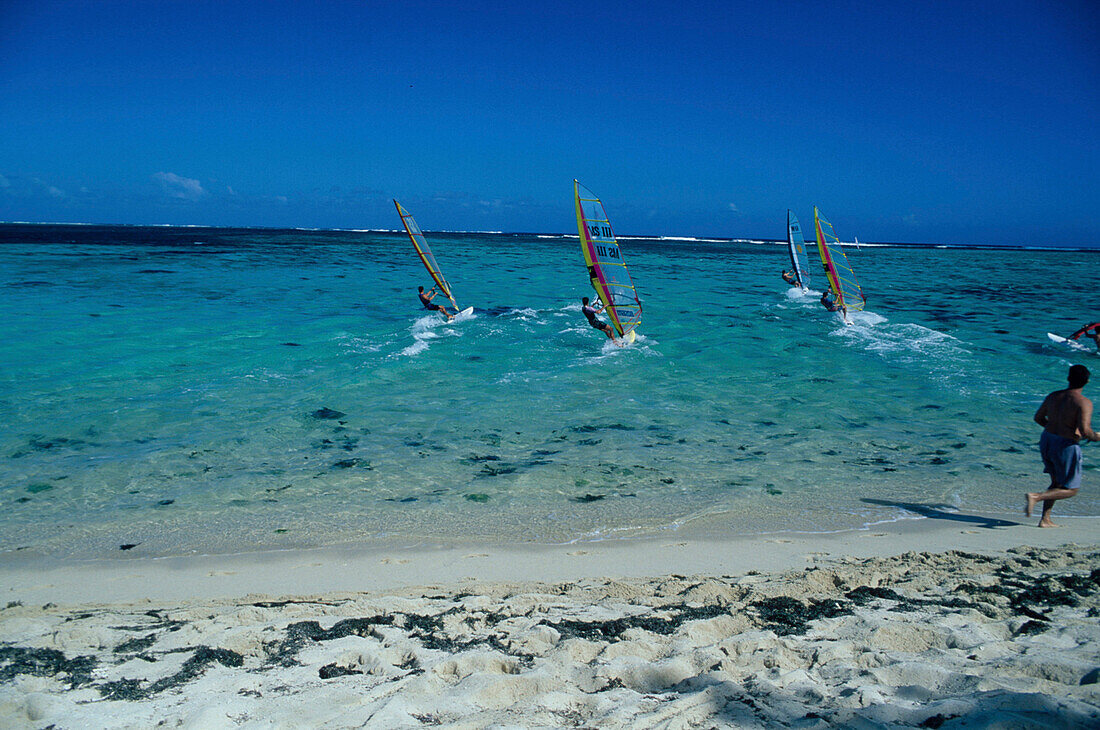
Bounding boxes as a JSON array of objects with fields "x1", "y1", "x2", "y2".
[
  {"x1": 32, "y1": 177, "x2": 64, "y2": 198},
  {"x1": 728, "y1": 202, "x2": 739, "y2": 212},
  {"x1": 153, "y1": 172, "x2": 206, "y2": 201}
]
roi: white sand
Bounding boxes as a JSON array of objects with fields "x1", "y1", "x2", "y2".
[{"x1": 1, "y1": 515, "x2": 1099, "y2": 728}]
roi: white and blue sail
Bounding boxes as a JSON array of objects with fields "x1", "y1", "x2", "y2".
[{"x1": 786, "y1": 210, "x2": 811, "y2": 291}]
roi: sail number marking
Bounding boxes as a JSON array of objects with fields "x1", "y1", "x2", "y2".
[
  {"x1": 594, "y1": 245, "x2": 619, "y2": 259},
  {"x1": 589, "y1": 224, "x2": 613, "y2": 239}
]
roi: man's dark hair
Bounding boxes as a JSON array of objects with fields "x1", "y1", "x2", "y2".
[
  {"x1": 582, "y1": 296, "x2": 589, "y2": 305},
  {"x1": 418, "y1": 286, "x2": 424, "y2": 292},
  {"x1": 1069, "y1": 364, "x2": 1090, "y2": 388}
]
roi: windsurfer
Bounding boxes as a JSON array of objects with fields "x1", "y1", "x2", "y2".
[
  {"x1": 1083, "y1": 326, "x2": 1100, "y2": 352},
  {"x1": 1027, "y1": 365, "x2": 1099, "y2": 527},
  {"x1": 820, "y1": 290, "x2": 846, "y2": 316},
  {"x1": 418, "y1": 286, "x2": 454, "y2": 320},
  {"x1": 782, "y1": 270, "x2": 798, "y2": 287},
  {"x1": 581, "y1": 296, "x2": 617, "y2": 342}
]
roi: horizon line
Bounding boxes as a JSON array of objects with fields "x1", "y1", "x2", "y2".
[{"x1": 0, "y1": 220, "x2": 1096, "y2": 252}]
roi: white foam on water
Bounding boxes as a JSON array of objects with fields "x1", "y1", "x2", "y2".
[
  {"x1": 398, "y1": 315, "x2": 446, "y2": 357},
  {"x1": 840, "y1": 317, "x2": 975, "y2": 386},
  {"x1": 399, "y1": 340, "x2": 429, "y2": 356},
  {"x1": 503, "y1": 307, "x2": 540, "y2": 319},
  {"x1": 600, "y1": 337, "x2": 623, "y2": 355},
  {"x1": 784, "y1": 286, "x2": 823, "y2": 301},
  {"x1": 846, "y1": 309, "x2": 888, "y2": 326}
]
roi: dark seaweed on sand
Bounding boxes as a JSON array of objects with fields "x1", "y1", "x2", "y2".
[
  {"x1": 99, "y1": 647, "x2": 243, "y2": 701},
  {"x1": 0, "y1": 646, "x2": 97, "y2": 688}
]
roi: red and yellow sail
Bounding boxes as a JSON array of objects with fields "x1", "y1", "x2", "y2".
[
  {"x1": 574, "y1": 180, "x2": 642, "y2": 338},
  {"x1": 813, "y1": 207, "x2": 866, "y2": 312}
]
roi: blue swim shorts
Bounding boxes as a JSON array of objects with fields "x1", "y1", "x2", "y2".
[{"x1": 1040, "y1": 430, "x2": 1083, "y2": 490}]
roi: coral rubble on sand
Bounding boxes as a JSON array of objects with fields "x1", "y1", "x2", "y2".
[{"x1": 1, "y1": 546, "x2": 1099, "y2": 728}]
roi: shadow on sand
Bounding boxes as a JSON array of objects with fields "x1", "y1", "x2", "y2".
[{"x1": 862, "y1": 498, "x2": 1019, "y2": 529}]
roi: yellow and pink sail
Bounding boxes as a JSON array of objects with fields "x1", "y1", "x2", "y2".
[
  {"x1": 394, "y1": 199, "x2": 460, "y2": 312},
  {"x1": 813, "y1": 206, "x2": 866, "y2": 312},
  {"x1": 574, "y1": 180, "x2": 642, "y2": 339}
]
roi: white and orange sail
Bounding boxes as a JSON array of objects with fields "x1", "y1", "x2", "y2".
[{"x1": 394, "y1": 199, "x2": 460, "y2": 312}]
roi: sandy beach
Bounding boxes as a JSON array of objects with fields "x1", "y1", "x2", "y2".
[{"x1": 2, "y1": 514, "x2": 1098, "y2": 728}]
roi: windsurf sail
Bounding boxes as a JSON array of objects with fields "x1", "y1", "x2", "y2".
[
  {"x1": 394, "y1": 199, "x2": 459, "y2": 311},
  {"x1": 786, "y1": 210, "x2": 811, "y2": 290},
  {"x1": 574, "y1": 180, "x2": 642, "y2": 337},
  {"x1": 813, "y1": 207, "x2": 866, "y2": 312}
]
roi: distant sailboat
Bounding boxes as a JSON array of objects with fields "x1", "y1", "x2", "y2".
[
  {"x1": 574, "y1": 180, "x2": 642, "y2": 343},
  {"x1": 786, "y1": 210, "x2": 811, "y2": 292},
  {"x1": 813, "y1": 207, "x2": 866, "y2": 319}
]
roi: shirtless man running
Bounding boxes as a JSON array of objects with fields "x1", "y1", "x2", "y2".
[{"x1": 1027, "y1": 364, "x2": 1100, "y2": 527}]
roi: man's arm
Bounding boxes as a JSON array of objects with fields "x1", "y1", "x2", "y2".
[
  {"x1": 1079, "y1": 398, "x2": 1099, "y2": 441},
  {"x1": 1034, "y1": 395, "x2": 1049, "y2": 427}
]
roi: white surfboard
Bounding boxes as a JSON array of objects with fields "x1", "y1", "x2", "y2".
[{"x1": 1048, "y1": 332, "x2": 1092, "y2": 352}]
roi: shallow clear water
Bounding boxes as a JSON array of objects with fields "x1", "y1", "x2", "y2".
[{"x1": 1, "y1": 224, "x2": 1097, "y2": 558}]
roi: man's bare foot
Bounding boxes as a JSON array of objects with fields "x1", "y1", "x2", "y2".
[
  {"x1": 1025, "y1": 492, "x2": 1040, "y2": 517},
  {"x1": 1038, "y1": 519, "x2": 1060, "y2": 528}
]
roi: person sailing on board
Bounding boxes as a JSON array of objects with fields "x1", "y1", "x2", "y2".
[
  {"x1": 781, "y1": 270, "x2": 799, "y2": 287},
  {"x1": 581, "y1": 296, "x2": 619, "y2": 344},
  {"x1": 820, "y1": 290, "x2": 847, "y2": 318},
  {"x1": 1079, "y1": 324, "x2": 1100, "y2": 352},
  {"x1": 418, "y1": 285, "x2": 454, "y2": 320}
]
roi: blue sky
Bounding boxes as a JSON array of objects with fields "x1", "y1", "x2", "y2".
[{"x1": 1, "y1": 0, "x2": 1097, "y2": 244}]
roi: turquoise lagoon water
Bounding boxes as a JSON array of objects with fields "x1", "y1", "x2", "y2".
[{"x1": 1, "y1": 224, "x2": 1097, "y2": 559}]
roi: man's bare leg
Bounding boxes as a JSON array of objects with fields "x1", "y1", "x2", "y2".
[{"x1": 1025, "y1": 487, "x2": 1078, "y2": 526}]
